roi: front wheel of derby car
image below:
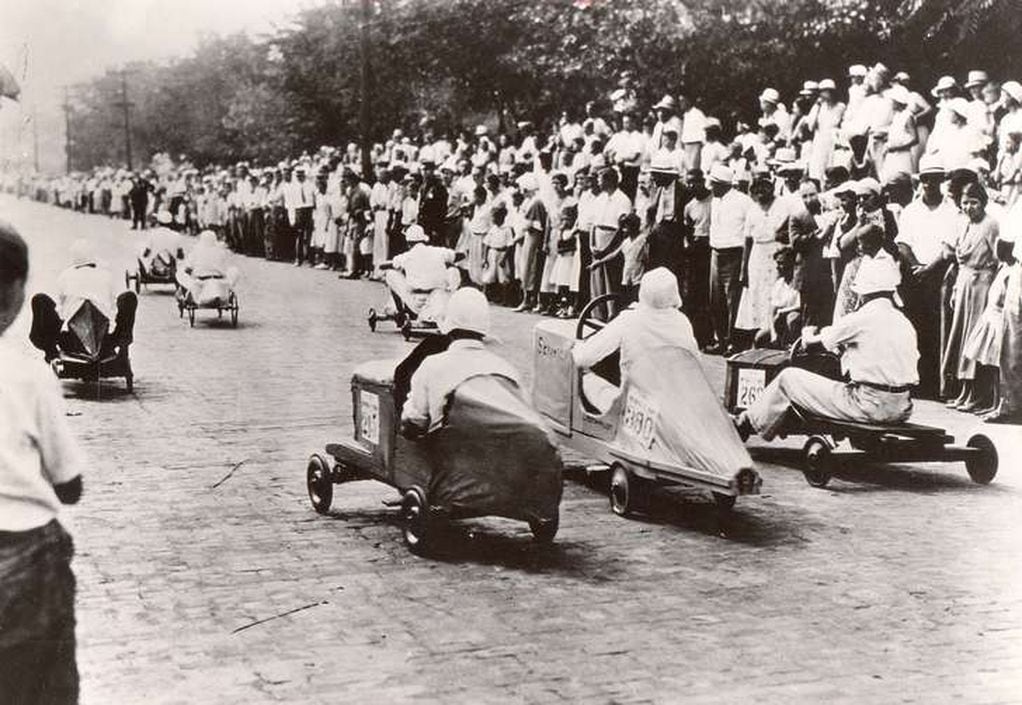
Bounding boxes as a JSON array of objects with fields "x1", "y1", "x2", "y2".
[
  {"x1": 306, "y1": 454, "x2": 333, "y2": 514},
  {"x1": 609, "y1": 464, "x2": 648, "y2": 517},
  {"x1": 402, "y1": 487, "x2": 430, "y2": 555}
]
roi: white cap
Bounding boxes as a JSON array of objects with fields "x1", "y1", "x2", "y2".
[
  {"x1": 69, "y1": 238, "x2": 95, "y2": 267},
  {"x1": 852, "y1": 253, "x2": 901, "y2": 295},
  {"x1": 649, "y1": 151, "x2": 679, "y2": 175},
  {"x1": 156, "y1": 210, "x2": 173, "y2": 225},
  {"x1": 709, "y1": 163, "x2": 733, "y2": 184},
  {"x1": 638, "y1": 267, "x2": 682, "y2": 310},
  {"x1": 405, "y1": 224, "x2": 428, "y2": 243},
  {"x1": 440, "y1": 287, "x2": 490, "y2": 336}
]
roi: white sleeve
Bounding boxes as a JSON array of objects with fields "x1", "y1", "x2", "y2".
[
  {"x1": 401, "y1": 363, "x2": 432, "y2": 429},
  {"x1": 819, "y1": 310, "x2": 863, "y2": 352},
  {"x1": 36, "y1": 371, "x2": 85, "y2": 485},
  {"x1": 572, "y1": 314, "x2": 628, "y2": 369}
]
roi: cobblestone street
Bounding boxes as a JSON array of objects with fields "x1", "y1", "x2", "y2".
[{"x1": 4, "y1": 195, "x2": 1022, "y2": 704}]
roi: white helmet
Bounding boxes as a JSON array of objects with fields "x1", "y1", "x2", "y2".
[
  {"x1": 405, "y1": 224, "x2": 428, "y2": 243},
  {"x1": 440, "y1": 288, "x2": 490, "y2": 336},
  {"x1": 156, "y1": 210, "x2": 173, "y2": 225}
]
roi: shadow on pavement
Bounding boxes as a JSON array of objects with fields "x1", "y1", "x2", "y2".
[
  {"x1": 563, "y1": 468, "x2": 819, "y2": 547},
  {"x1": 320, "y1": 505, "x2": 630, "y2": 583},
  {"x1": 750, "y1": 446, "x2": 1004, "y2": 494}
]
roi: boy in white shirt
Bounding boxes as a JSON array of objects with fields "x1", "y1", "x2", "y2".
[{"x1": 1, "y1": 220, "x2": 85, "y2": 703}]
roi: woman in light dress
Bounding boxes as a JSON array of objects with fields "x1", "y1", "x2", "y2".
[{"x1": 806, "y1": 79, "x2": 846, "y2": 182}]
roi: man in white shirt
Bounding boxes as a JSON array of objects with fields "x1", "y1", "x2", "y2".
[
  {"x1": 605, "y1": 113, "x2": 647, "y2": 201},
  {"x1": 678, "y1": 93, "x2": 707, "y2": 171},
  {"x1": 384, "y1": 224, "x2": 461, "y2": 323},
  {"x1": 682, "y1": 169, "x2": 714, "y2": 348},
  {"x1": 650, "y1": 95, "x2": 684, "y2": 154},
  {"x1": 706, "y1": 163, "x2": 754, "y2": 354},
  {"x1": 736, "y1": 254, "x2": 918, "y2": 440},
  {"x1": 402, "y1": 288, "x2": 520, "y2": 434},
  {"x1": 1, "y1": 220, "x2": 85, "y2": 705},
  {"x1": 283, "y1": 166, "x2": 317, "y2": 266},
  {"x1": 896, "y1": 158, "x2": 959, "y2": 397}
]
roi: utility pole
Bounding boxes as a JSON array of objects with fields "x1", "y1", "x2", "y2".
[
  {"x1": 62, "y1": 86, "x2": 73, "y2": 173},
  {"x1": 359, "y1": 0, "x2": 372, "y2": 178},
  {"x1": 112, "y1": 70, "x2": 133, "y2": 170}
]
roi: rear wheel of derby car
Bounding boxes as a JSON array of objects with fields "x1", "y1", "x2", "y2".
[
  {"x1": 367, "y1": 308, "x2": 377, "y2": 332},
  {"x1": 802, "y1": 436, "x2": 833, "y2": 488},
  {"x1": 965, "y1": 434, "x2": 998, "y2": 485},
  {"x1": 529, "y1": 513, "x2": 559, "y2": 544},
  {"x1": 609, "y1": 464, "x2": 648, "y2": 517},
  {"x1": 306, "y1": 454, "x2": 334, "y2": 514},
  {"x1": 402, "y1": 487, "x2": 430, "y2": 554},
  {"x1": 230, "y1": 294, "x2": 239, "y2": 328}
]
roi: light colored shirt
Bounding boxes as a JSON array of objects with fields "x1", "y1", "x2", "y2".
[
  {"x1": 402, "y1": 339, "x2": 521, "y2": 431},
  {"x1": 592, "y1": 189, "x2": 632, "y2": 230},
  {"x1": 684, "y1": 195, "x2": 712, "y2": 240},
  {"x1": 391, "y1": 243, "x2": 457, "y2": 291},
  {"x1": 681, "y1": 106, "x2": 707, "y2": 144},
  {"x1": 573, "y1": 305, "x2": 698, "y2": 384},
  {"x1": 709, "y1": 188, "x2": 754, "y2": 249},
  {"x1": 820, "y1": 297, "x2": 920, "y2": 386},
  {"x1": 895, "y1": 197, "x2": 960, "y2": 265},
  {"x1": 56, "y1": 263, "x2": 118, "y2": 322},
  {"x1": 0, "y1": 339, "x2": 84, "y2": 531}
]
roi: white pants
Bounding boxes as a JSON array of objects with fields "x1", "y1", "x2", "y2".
[
  {"x1": 745, "y1": 368, "x2": 913, "y2": 440},
  {"x1": 384, "y1": 268, "x2": 461, "y2": 322}
]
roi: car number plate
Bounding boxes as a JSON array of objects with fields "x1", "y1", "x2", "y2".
[
  {"x1": 359, "y1": 391, "x2": 380, "y2": 446},
  {"x1": 621, "y1": 390, "x2": 658, "y2": 449},
  {"x1": 736, "y1": 368, "x2": 766, "y2": 410}
]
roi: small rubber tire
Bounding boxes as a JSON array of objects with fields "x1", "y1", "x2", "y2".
[
  {"x1": 188, "y1": 307, "x2": 195, "y2": 327},
  {"x1": 609, "y1": 465, "x2": 647, "y2": 517},
  {"x1": 402, "y1": 487, "x2": 430, "y2": 554},
  {"x1": 306, "y1": 454, "x2": 333, "y2": 514},
  {"x1": 230, "y1": 295, "x2": 239, "y2": 328},
  {"x1": 401, "y1": 320, "x2": 412, "y2": 341},
  {"x1": 713, "y1": 492, "x2": 737, "y2": 511},
  {"x1": 529, "y1": 515, "x2": 559, "y2": 544},
  {"x1": 965, "y1": 434, "x2": 998, "y2": 485},
  {"x1": 367, "y1": 308, "x2": 377, "y2": 332},
  {"x1": 125, "y1": 373, "x2": 134, "y2": 394},
  {"x1": 802, "y1": 436, "x2": 833, "y2": 488}
]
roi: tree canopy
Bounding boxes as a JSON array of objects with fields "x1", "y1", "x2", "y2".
[{"x1": 64, "y1": 0, "x2": 1020, "y2": 171}]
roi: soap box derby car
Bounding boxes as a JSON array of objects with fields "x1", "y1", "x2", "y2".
[
  {"x1": 50, "y1": 299, "x2": 134, "y2": 393},
  {"x1": 531, "y1": 294, "x2": 761, "y2": 517},
  {"x1": 125, "y1": 247, "x2": 183, "y2": 293},
  {"x1": 305, "y1": 350, "x2": 564, "y2": 554},
  {"x1": 725, "y1": 343, "x2": 998, "y2": 488},
  {"x1": 175, "y1": 274, "x2": 239, "y2": 328}
]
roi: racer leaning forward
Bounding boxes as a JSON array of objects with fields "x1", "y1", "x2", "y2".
[
  {"x1": 401, "y1": 288, "x2": 520, "y2": 434},
  {"x1": 735, "y1": 252, "x2": 919, "y2": 440}
]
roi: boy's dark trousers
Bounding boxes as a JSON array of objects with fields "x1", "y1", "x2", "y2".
[{"x1": 0, "y1": 520, "x2": 79, "y2": 705}]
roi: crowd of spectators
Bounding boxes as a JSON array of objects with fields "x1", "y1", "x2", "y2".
[{"x1": 5, "y1": 61, "x2": 1022, "y2": 422}]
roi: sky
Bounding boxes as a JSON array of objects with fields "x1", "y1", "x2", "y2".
[{"x1": 0, "y1": 0, "x2": 324, "y2": 172}]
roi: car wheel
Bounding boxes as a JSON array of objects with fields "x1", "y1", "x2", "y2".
[
  {"x1": 965, "y1": 434, "x2": 998, "y2": 484},
  {"x1": 306, "y1": 454, "x2": 333, "y2": 514}
]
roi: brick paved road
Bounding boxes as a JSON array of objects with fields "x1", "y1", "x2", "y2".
[{"x1": 3, "y1": 195, "x2": 1021, "y2": 704}]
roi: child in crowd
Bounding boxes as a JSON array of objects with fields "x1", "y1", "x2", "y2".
[
  {"x1": 960, "y1": 239, "x2": 1016, "y2": 416},
  {"x1": 463, "y1": 185, "x2": 491, "y2": 286},
  {"x1": 550, "y1": 202, "x2": 579, "y2": 317},
  {"x1": 482, "y1": 201, "x2": 514, "y2": 304},
  {"x1": 0, "y1": 220, "x2": 84, "y2": 704},
  {"x1": 590, "y1": 212, "x2": 646, "y2": 302},
  {"x1": 756, "y1": 247, "x2": 802, "y2": 348}
]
